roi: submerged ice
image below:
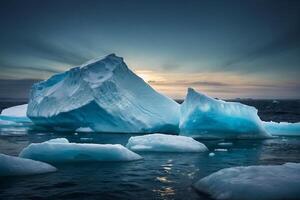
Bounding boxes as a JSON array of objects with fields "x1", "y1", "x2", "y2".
[
  {"x1": 180, "y1": 88, "x2": 270, "y2": 139},
  {"x1": 126, "y1": 133, "x2": 208, "y2": 152},
  {"x1": 27, "y1": 54, "x2": 179, "y2": 133},
  {"x1": 194, "y1": 163, "x2": 300, "y2": 200},
  {"x1": 19, "y1": 138, "x2": 142, "y2": 162},
  {"x1": 0, "y1": 153, "x2": 56, "y2": 176}
]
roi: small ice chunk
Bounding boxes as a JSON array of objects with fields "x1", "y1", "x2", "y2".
[
  {"x1": 0, "y1": 153, "x2": 56, "y2": 176},
  {"x1": 46, "y1": 138, "x2": 69, "y2": 143},
  {"x1": 76, "y1": 127, "x2": 93, "y2": 132},
  {"x1": 218, "y1": 142, "x2": 233, "y2": 146},
  {"x1": 126, "y1": 133, "x2": 208, "y2": 152},
  {"x1": 209, "y1": 152, "x2": 215, "y2": 157},
  {"x1": 263, "y1": 121, "x2": 300, "y2": 136},
  {"x1": 214, "y1": 149, "x2": 228, "y2": 152},
  {"x1": 80, "y1": 137, "x2": 93, "y2": 141},
  {"x1": 19, "y1": 138, "x2": 142, "y2": 163},
  {"x1": 194, "y1": 163, "x2": 300, "y2": 200}
]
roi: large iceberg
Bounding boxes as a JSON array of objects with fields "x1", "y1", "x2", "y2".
[
  {"x1": 180, "y1": 88, "x2": 270, "y2": 139},
  {"x1": 194, "y1": 163, "x2": 300, "y2": 200},
  {"x1": 126, "y1": 133, "x2": 208, "y2": 152},
  {"x1": 0, "y1": 153, "x2": 56, "y2": 176},
  {"x1": 27, "y1": 54, "x2": 179, "y2": 133},
  {"x1": 262, "y1": 121, "x2": 300, "y2": 136},
  {"x1": 19, "y1": 138, "x2": 142, "y2": 163}
]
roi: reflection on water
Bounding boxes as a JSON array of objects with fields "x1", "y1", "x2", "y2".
[
  {"x1": 153, "y1": 187, "x2": 175, "y2": 198},
  {"x1": 154, "y1": 160, "x2": 175, "y2": 198},
  {"x1": 0, "y1": 129, "x2": 300, "y2": 200}
]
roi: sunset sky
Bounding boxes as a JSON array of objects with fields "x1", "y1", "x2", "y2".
[{"x1": 0, "y1": 0, "x2": 300, "y2": 99}]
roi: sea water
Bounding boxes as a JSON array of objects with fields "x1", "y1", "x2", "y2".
[{"x1": 0, "y1": 100, "x2": 300, "y2": 200}]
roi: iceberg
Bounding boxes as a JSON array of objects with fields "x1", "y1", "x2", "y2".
[
  {"x1": 0, "y1": 153, "x2": 56, "y2": 176},
  {"x1": 262, "y1": 121, "x2": 300, "y2": 136},
  {"x1": 0, "y1": 104, "x2": 31, "y2": 123},
  {"x1": 126, "y1": 133, "x2": 208, "y2": 152},
  {"x1": 194, "y1": 163, "x2": 300, "y2": 200},
  {"x1": 19, "y1": 138, "x2": 142, "y2": 163},
  {"x1": 1, "y1": 104, "x2": 28, "y2": 118},
  {"x1": 27, "y1": 54, "x2": 179, "y2": 133},
  {"x1": 179, "y1": 88, "x2": 270, "y2": 139}
]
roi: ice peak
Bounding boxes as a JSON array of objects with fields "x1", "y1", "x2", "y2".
[
  {"x1": 186, "y1": 88, "x2": 213, "y2": 101},
  {"x1": 187, "y1": 88, "x2": 196, "y2": 94},
  {"x1": 79, "y1": 54, "x2": 124, "y2": 70},
  {"x1": 105, "y1": 53, "x2": 123, "y2": 62}
]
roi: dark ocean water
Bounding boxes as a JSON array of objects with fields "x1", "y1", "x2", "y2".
[{"x1": 0, "y1": 100, "x2": 300, "y2": 200}]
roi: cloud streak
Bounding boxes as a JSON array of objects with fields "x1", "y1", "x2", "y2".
[{"x1": 223, "y1": 22, "x2": 300, "y2": 69}]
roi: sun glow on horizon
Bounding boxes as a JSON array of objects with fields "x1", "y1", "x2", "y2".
[{"x1": 133, "y1": 69, "x2": 297, "y2": 100}]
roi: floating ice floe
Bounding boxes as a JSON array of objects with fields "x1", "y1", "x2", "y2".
[
  {"x1": 180, "y1": 88, "x2": 271, "y2": 139},
  {"x1": 126, "y1": 133, "x2": 208, "y2": 152},
  {"x1": 262, "y1": 121, "x2": 300, "y2": 136},
  {"x1": 194, "y1": 163, "x2": 300, "y2": 200},
  {"x1": 214, "y1": 149, "x2": 228, "y2": 152},
  {"x1": 27, "y1": 54, "x2": 179, "y2": 133},
  {"x1": 0, "y1": 153, "x2": 56, "y2": 176},
  {"x1": 19, "y1": 138, "x2": 142, "y2": 163},
  {"x1": 217, "y1": 142, "x2": 233, "y2": 146},
  {"x1": 208, "y1": 152, "x2": 215, "y2": 157},
  {"x1": 76, "y1": 127, "x2": 93, "y2": 132}
]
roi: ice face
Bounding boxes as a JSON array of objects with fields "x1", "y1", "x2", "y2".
[
  {"x1": 126, "y1": 133, "x2": 208, "y2": 152},
  {"x1": 27, "y1": 54, "x2": 179, "y2": 133},
  {"x1": 19, "y1": 138, "x2": 142, "y2": 163},
  {"x1": 262, "y1": 121, "x2": 300, "y2": 136},
  {"x1": 194, "y1": 163, "x2": 300, "y2": 200},
  {"x1": 0, "y1": 153, "x2": 56, "y2": 176},
  {"x1": 179, "y1": 88, "x2": 270, "y2": 139}
]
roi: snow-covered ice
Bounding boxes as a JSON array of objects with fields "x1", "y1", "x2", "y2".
[
  {"x1": 263, "y1": 121, "x2": 300, "y2": 136},
  {"x1": 0, "y1": 153, "x2": 56, "y2": 176},
  {"x1": 19, "y1": 138, "x2": 142, "y2": 162},
  {"x1": 194, "y1": 163, "x2": 300, "y2": 200},
  {"x1": 1, "y1": 104, "x2": 28, "y2": 118},
  {"x1": 0, "y1": 104, "x2": 31, "y2": 123},
  {"x1": 27, "y1": 54, "x2": 179, "y2": 133},
  {"x1": 180, "y1": 88, "x2": 270, "y2": 139},
  {"x1": 126, "y1": 133, "x2": 208, "y2": 152}
]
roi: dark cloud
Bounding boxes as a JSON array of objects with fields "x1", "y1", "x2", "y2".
[
  {"x1": 0, "y1": 61, "x2": 61, "y2": 74},
  {"x1": 0, "y1": 79, "x2": 40, "y2": 100},
  {"x1": 19, "y1": 37, "x2": 91, "y2": 66}
]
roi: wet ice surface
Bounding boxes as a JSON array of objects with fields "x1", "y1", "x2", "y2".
[{"x1": 0, "y1": 130, "x2": 300, "y2": 200}]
